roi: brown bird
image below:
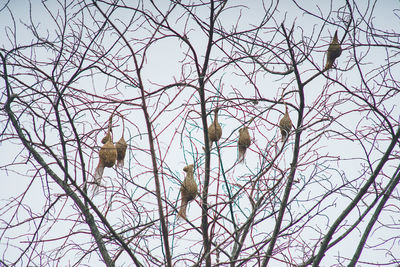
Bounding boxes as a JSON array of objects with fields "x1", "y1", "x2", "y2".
[
  {"x1": 279, "y1": 104, "x2": 292, "y2": 142},
  {"x1": 94, "y1": 132, "x2": 117, "y2": 193},
  {"x1": 208, "y1": 108, "x2": 222, "y2": 148},
  {"x1": 178, "y1": 164, "x2": 198, "y2": 220},
  {"x1": 325, "y1": 30, "x2": 342, "y2": 70},
  {"x1": 238, "y1": 126, "x2": 251, "y2": 163},
  {"x1": 115, "y1": 135, "x2": 127, "y2": 168}
]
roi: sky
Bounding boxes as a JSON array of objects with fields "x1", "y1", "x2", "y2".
[{"x1": 1, "y1": 0, "x2": 400, "y2": 266}]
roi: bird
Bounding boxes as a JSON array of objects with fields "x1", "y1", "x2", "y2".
[
  {"x1": 279, "y1": 104, "x2": 292, "y2": 142},
  {"x1": 115, "y1": 135, "x2": 127, "y2": 168},
  {"x1": 208, "y1": 108, "x2": 222, "y2": 148},
  {"x1": 178, "y1": 164, "x2": 198, "y2": 220},
  {"x1": 325, "y1": 30, "x2": 342, "y2": 70},
  {"x1": 238, "y1": 126, "x2": 251, "y2": 163},
  {"x1": 94, "y1": 131, "x2": 117, "y2": 194}
]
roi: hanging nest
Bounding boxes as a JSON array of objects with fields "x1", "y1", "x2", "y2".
[
  {"x1": 178, "y1": 164, "x2": 198, "y2": 220},
  {"x1": 93, "y1": 132, "x2": 117, "y2": 194},
  {"x1": 238, "y1": 126, "x2": 251, "y2": 163},
  {"x1": 208, "y1": 108, "x2": 222, "y2": 148},
  {"x1": 115, "y1": 135, "x2": 127, "y2": 168},
  {"x1": 325, "y1": 30, "x2": 342, "y2": 70},
  {"x1": 99, "y1": 139, "x2": 117, "y2": 168},
  {"x1": 279, "y1": 104, "x2": 292, "y2": 142}
]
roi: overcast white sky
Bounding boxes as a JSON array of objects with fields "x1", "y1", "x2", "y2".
[{"x1": 1, "y1": 1, "x2": 400, "y2": 266}]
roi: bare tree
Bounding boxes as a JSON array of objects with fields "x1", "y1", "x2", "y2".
[{"x1": 1, "y1": 1, "x2": 399, "y2": 266}]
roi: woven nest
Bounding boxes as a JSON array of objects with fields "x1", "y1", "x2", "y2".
[
  {"x1": 325, "y1": 30, "x2": 342, "y2": 70},
  {"x1": 279, "y1": 107, "x2": 292, "y2": 141},
  {"x1": 178, "y1": 164, "x2": 198, "y2": 219},
  {"x1": 99, "y1": 140, "x2": 117, "y2": 168},
  {"x1": 208, "y1": 109, "x2": 222, "y2": 146},
  {"x1": 238, "y1": 126, "x2": 251, "y2": 162}
]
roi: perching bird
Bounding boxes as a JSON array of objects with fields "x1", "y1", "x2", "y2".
[
  {"x1": 279, "y1": 104, "x2": 292, "y2": 142},
  {"x1": 238, "y1": 126, "x2": 251, "y2": 163},
  {"x1": 94, "y1": 132, "x2": 117, "y2": 194},
  {"x1": 115, "y1": 135, "x2": 127, "y2": 168},
  {"x1": 178, "y1": 164, "x2": 198, "y2": 220},
  {"x1": 208, "y1": 108, "x2": 222, "y2": 148},
  {"x1": 325, "y1": 30, "x2": 342, "y2": 70}
]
